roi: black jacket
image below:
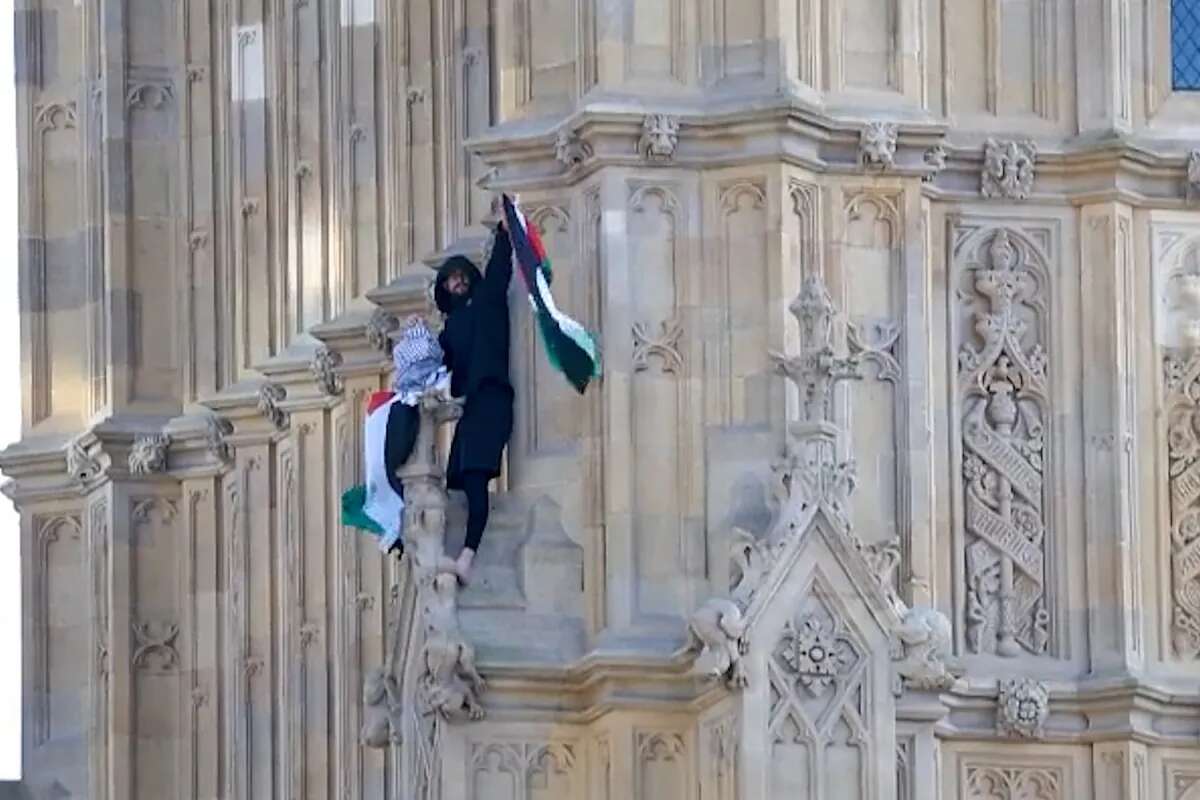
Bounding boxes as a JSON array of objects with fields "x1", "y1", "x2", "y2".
[{"x1": 435, "y1": 228, "x2": 513, "y2": 398}]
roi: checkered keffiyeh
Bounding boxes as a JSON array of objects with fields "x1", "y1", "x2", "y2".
[{"x1": 391, "y1": 317, "x2": 449, "y2": 404}]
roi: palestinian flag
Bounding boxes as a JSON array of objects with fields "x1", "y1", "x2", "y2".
[
  {"x1": 340, "y1": 390, "x2": 406, "y2": 554},
  {"x1": 502, "y1": 194, "x2": 602, "y2": 394}
]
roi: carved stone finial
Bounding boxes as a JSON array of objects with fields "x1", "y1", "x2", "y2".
[
  {"x1": 205, "y1": 415, "x2": 234, "y2": 463},
  {"x1": 128, "y1": 434, "x2": 171, "y2": 476},
  {"x1": 638, "y1": 114, "x2": 680, "y2": 162},
  {"x1": 418, "y1": 572, "x2": 486, "y2": 721},
  {"x1": 66, "y1": 438, "x2": 102, "y2": 486},
  {"x1": 923, "y1": 144, "x2": 948, "y2": 183},
  {"x1": 366, "y1": 308, "x2": 399, "y2": 353},
  {"x1": 310, "y1": 347, "x2": 344, "y2": 396},
  {"x1": 686, "y1": 598, "x2": 749, "y2": 690},
  {"x1": 858, "y1": 121, "x2": 898, "y2": 170},
  {"x1": 996, "y1": 678, "x2": 1050, "y2": 738},
  {"x1": 892, "y1": 606, "x2": 964, "y2": 692},
  {"x1": 555, "y1": 128, "x2": 593, "y2": 168},
  {"x1": 257, "y1": 383, "x2": 289, "y2": 431},
  {"x1": 981, "y1": 138, "x2": 1037, "y2": 200},
  {"x1": 1187, "y1": 150, "x2": 1200, "y2": 204},
  {"x1": 771, "y1": 275, "x2": 862, "y2": 423}
]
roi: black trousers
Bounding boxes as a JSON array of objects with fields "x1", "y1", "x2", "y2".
[{"x1": 462, "y1": 470, "x2": 490, "y2": 551}]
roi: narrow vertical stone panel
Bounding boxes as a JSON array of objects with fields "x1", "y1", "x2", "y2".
[
  {"x1": 507, "y1": 0, "x2": 576, "y2": 118},
  {"x1": 87, "y1": 500, "x2": 110, "y2": 800},
  {"x1": 27, "y1": 511, "x2": 85, "y2": 789},
  {"x1": 181, "y1": 0, "x2": 218, "y2": 402},
  {"x1": 944, "y1": 0, "x2": 989, "y2": 114},
  {"x1": 289, "y1": 0, "x2": 329, "y2": 328},
  {"x1": 129, "y1": 496, "x2": 182, "y2": 800},
  {"x1": 841, "y1": 0, "x2": 897, "y2": 90},
  {"x1": 1080, "y1": 204, "x2": 1143, "y2": 675},
  {"x1": 625, "y1": 0, "x2": 685, "y2": 84},
  {"x1": 451, "y1": 0, "x2": 493, "y2": 235},
  {"x1": 703, "y1": 0, "x2": 766, "y2": 84},
  {"x1": 230, "y1": 6, "x2": 275, "y2": 375},
  {"x1": 522, "y1": 204, "x2": 579, "y2": 456},
  {"x1": 636, "y1": 732, "x2": 687, "y2": 800},
  {"x1": 406, "y1": 0, "x2": 438, "y2": 255},
  {"x1": 713, "y1": 179, "x2": 770, "y2": 428},
  {"x1": 179, "y1": 481, "x2": 220, "y2": 800},
  {"x1": 838, "y1": 190, "x2": 904, "y2": 551},
  {"x1": 627, "y1": 183, "x2": 686, "y2": 621}
]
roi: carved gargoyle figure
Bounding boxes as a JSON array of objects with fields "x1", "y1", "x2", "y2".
[
  {"x1": 418, "y1": 572, "x2": 486, "y2": 721},
  {"x1": 638, "y1": 113, "x2": 680, "y2": 162},
  {"x1": 360, "y1": 667, "x2": 402, "y2": 748},
  {"x1": 686, "y1": 597, "x2": 749, "y2": 690},
  {"x1": 892, "y1": 605, "x2": 963, "y2": 693}
]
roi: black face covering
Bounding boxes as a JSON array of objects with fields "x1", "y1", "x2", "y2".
[{"x1": 434, "y1": 256, "x2": 483, "y2": 314}]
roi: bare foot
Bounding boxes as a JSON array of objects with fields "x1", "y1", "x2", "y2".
[{"x1": 454, "y1": 548, "x2": 476, "y2": 586}]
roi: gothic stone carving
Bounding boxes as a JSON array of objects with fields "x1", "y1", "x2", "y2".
[
  {"x1": 366, "y1": 308, "x2": 399, "y2": 352},
  {"x1": 310, "y1": 347, "x2": 344, "y2": 396},
  {"x1": 470, "y1": 741, "x2": 577, "y2": 797},
  {"x1": 686, "y1": 597, "x2": 749, "y2": 689},
  {"x1": 995, "y1": 678, "x2": 1050, "y2": 738},
  {"x1": 204, "y1": 415, "x2": 234, "y2": 463},
  {"x1": 632, "y1": 318, "x2": 683, "y2": 373},
  {"x1": 923, "y1": 144, "x2": 948, "y2": 183},
  {"x1": 360, "y1": 668, "x2": 402, "y2": 748},
  {"x1": 1163, "y1": 333, "x2": 1200, "y2": 658},
  {"x1": 132, "y1": 621, "x2": 180, "y2": 673},
  {"x1": 981, "y1": 139, "x2": 1037, "y2": 200},
  {"x1": 1187, "y1": 150, "x2": 1200, "y2": 204},
  {"x1": 775, "y1": 609, "x2": 857, "y2": 697},
  {"x1": 419, "y1": 572, "x2": 486, "y2": 722},
  {"x1": 858, "y1": 121, "x2": 898, "y2": 170},
  {"x1": 892, "y1": 606, "x2": 962, "y2": 692},
  {"x1": 638, "y1": 114, "x2": 679, "y2": 162},
  {"x1": 128, "y1": 434, "x2": 170, "y2": 475},
  {"x1": 957, "y1": 229, "x2": 1050, "y2": 657},
  {"x1": 257, "y1": 382, "x2": 289, "y2": 430},
  {"x1": 66, "y1": 438, "x2": 102, "y2": 486},
  {"x1": 966, "y1": 765, "x2": 1063, "y2": 799},
  {"x1": 554, "y1": 128, "x2": 592, "y2": 168}
]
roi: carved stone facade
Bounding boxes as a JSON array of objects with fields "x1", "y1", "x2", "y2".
[{"x1": 5, "y1": 2, "x2": 1200, "y2": 799}]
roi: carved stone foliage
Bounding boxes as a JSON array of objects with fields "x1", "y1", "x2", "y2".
[
  {"x1": 768, "y1": 585, "x2": 870, "y2": 781},
  {"x1": 128, "y1": 434, "x2": 170, "y2": 475},
  {"x1": 132, "y1": 621, "x2": 180, "y2": 673},
  {"x1": 1187, "y1": 150, "x2": 1200, "y2": 204},
  {"x1": 310, "y1": 347, "x2": 343, "y2": 396},
  {"x1": 956, "y1": 229, "x2": 1051, "y2": 657},
  {"x1": 981, "y1": 139, "x2": 1037, "y2": 200},
  {"x1": 966, "y1": 765, "x2": 1063, "y2": 799},
  {"x1": 858, "y1": 122, "x2": 897, "y2": 170},
  {"x1": 995, "y1": 678, "x2": 1050, "y2": 738},
  {"x1": 1162, "y1": 332, "x2": 1200, "y2": 659},
  {"x1": 632, "y1": 318, "x2": 683, "y2": 373},
  {"x1": 638, "y1": 114, "x2": 680, "y2": 162},
  {"x1": 686, "y1": 597, "x2": 748, "y2": 689},
  {"x1": 257, "y1": 382, "x2": 289, "y2": 430},
  {"x1": 554, "y1": 128, "x2": 592, "y2": 168},
  {"x1": 470, "y1": 741, "x2": 577, "y2": 799}
]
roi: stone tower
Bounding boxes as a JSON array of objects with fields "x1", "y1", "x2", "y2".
[{"x1": 5, "y1": 0, "x2": 1200, "y2": 798}]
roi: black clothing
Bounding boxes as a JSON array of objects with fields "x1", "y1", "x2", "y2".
[
  {"x1": 436, "y1": 228, "x2": 515, "y2": 493},
  {"x1": 436, "y1": 229, "x2": 514, "y2": 399},
  {"x1": 383, "y1": 401, "x2": 419, "y2": 497},
  {"x1": 462, "y1": 470, "x2": 491, "y2": 552}
]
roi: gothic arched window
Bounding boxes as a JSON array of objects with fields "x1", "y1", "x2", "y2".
[{"x1": 1174, "y1": 0, "x2": 1200, "y2": 89}]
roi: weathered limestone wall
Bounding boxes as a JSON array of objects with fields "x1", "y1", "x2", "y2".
[{"x1": 4, "y1": 0, "x2": 1200, "y2": 798}]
